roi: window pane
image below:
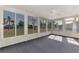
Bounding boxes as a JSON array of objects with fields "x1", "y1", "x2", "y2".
[
  {"x1": 57, "y1": 20, "x2": 63, "y2": 30},
  {"x1": 40, "y1": 19, "x2": 46, "y2": 32},
  {"x1": 33, "y1": 17, "x2": 38, "y2": 33},
  {"x1": 65, "y1": 18, "x2": 74, "y2": 31},
  {"x1": 52, "y1": 21, "x2": 55, "y2": 30},
  {"x1": 16, "y1": 13, "x2": 24, "y2": 36},
  {"x1": 48, "y1": 20, "x2": 52, "y2": 31},
  {"x1": 53, "y1": 20, "x2": 58, "y2": 30},
  {"x1": 53, "y1": 20, "x2": 63, "y2": 30},
  {"x1": 28, "y1": 16, "x2": 33, "y2": 34},
  {"x1": 3, "y1": 11, "x2": 15, "y2": 37},
  {"x1": 76, "y1": 17, "x2": 79, "y2": 32},
  {"x1": 28, "y1": 16, "x2": 38, "y2": 34}
]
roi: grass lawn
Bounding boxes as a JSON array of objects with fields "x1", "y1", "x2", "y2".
[
  {"x1": 28, "y1": 29, "x2": 33, "y2": 34},
  {"x1": 16, "y1": 28, "x2": 24, "y2": 36},
  {"x1": 4, "y1": 29, "x2": 15, "y2": 38},
  {"x1": 40, "y1": 29, "x2": 46, "y2": 32},
  {"x1": 48, "y1": 29, "x2": 51, "y2": 31}
]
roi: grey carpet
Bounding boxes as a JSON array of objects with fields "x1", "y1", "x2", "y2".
[{"x1": 0, "y1": 35, "x2": 79, "y2": 53}]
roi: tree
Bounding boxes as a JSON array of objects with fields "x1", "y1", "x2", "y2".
[
  {"x1": 7, "y1": 16, "x2": 11, "y2": 30},
  {"x1": 18, "y1": 21, "x2": 24, "y2": 28},
  {"x1": 11, "y1": 20, "x2": 15, "y2": 28}
]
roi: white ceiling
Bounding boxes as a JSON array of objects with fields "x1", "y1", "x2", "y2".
[{"x1": 6, "y1": 5, "x2": 79, "y2": 19}]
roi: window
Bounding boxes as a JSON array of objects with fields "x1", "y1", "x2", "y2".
[
  {"x1": 3, "y1": 11, "x2": 15, "y2": 37},
  {"x1": 28, "y1": 16, "x2": 38, "y2": 34},
  {"x1": 53, "y1": 20, "x2": 63, "y2": 30},
  {"x1": 48, "y1": 20, "x2": 52, "y2": 31},
  {"x1": 40, "y1": 19, "x2": 46, "y2": 32},
  {"x1": 28, "y1": 16, "x2": 33, "y2": 34},
  {"x1": 57, "y1": 20, "x2": 63, "y2": 30},
  {"x1": 33, "y1": 17, "x2": 38, "y2": 33},
  {"x1": 65, "y1": 18, "x2": 74, "y2": 31},
  {"x1": 76, "y1": 17, "x2": 79, "y2": 32},
  {"x1": 52, "y1": 21, "x2": 55, "y2": 30},
  {"x1": 53, "y1": 20, "x2": 58, "y2": 30},
  {"x1": 16, "y1": 13, "x2": 24, "y2": 36}
]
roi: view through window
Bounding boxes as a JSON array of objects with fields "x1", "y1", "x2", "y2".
[
  {"x1": 3, "y1": 11, "x2": 15, "y2": 38},
  {"x1": 57, "y1": 20, "x2": 63, "y2": 30},
  {"x1": 53, "y1": 20, "x2": 58, "y2": 30},
  {"x1": 65, "y1": 18, "x2": 74, "y2": 31},
  {"x1": 40, "y1": 19, "x2": 46, "y2": 32},
  {"x1": 76, "y1": 17, "x2": 79, "y2": 32},
  {"x1": 28, "y1": 16, "x2": 38, "y2": 34},
  {"x1": 16, "y1": 13, "x2": 24, "y2": 36},
  {"x1": 48, "y1": 20, "x2": 52, "y2": 31}
]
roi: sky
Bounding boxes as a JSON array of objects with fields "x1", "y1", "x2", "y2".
[
  {"x1": 4, "y1": 10, "x2": 24, "y2": 25},
  {"x1": 4, "y1": 10, "x2": 15, "y2": 21},
  {"x1": 28, "y1": 16, "x2": 38, "y2": 26}
]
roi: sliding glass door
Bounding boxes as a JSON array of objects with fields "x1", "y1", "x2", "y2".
[
  {"x1": 53, "y1": 20, "x2": 58, "y2": 30},
  {"x1": 57, "y1": 20, "x2": 63, "y2": 30},
  {"x1": 53, "y1": 20, "x2": 63, "y2": 31},
  {"x1": 65, "y1": 18, "x2": 74, "y2": 31},
  {"x1": 40, "y1": 19, "x2": 46, "y2": 32},
  {"x1": 32, "y1": 17, "x2": 38, "y2": 33},
  {"x1": 48, "y1": 20, "x2": 52, "y2": 31},
  {"x1": 16, "y1": 13, "x2": 24, "y2": 36},
  {"x1": 76, "y1": 17, "x2": 79, "y2": 32},
  {"x1": 3, "y1": 11, "x2": 15, "y2": 38},
  {"x1": 28, "y1": 16, "x2": 38, "y2": 34}
]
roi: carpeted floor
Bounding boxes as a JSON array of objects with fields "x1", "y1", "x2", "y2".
[{"x1": 0, "y1": 35, "x2": 79, "y2": 53}]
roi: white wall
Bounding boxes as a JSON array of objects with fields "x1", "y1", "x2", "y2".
[{"x1": 0, "y1": 6, "x2": 51, "y2": 48}]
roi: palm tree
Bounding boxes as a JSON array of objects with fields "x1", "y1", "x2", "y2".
[
  {"x1": 11, "y1": 20, "x2": 15, "y2": 28},
  {"x1": 7, "y1": 16, "x2": 11, "y2": 30}
]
